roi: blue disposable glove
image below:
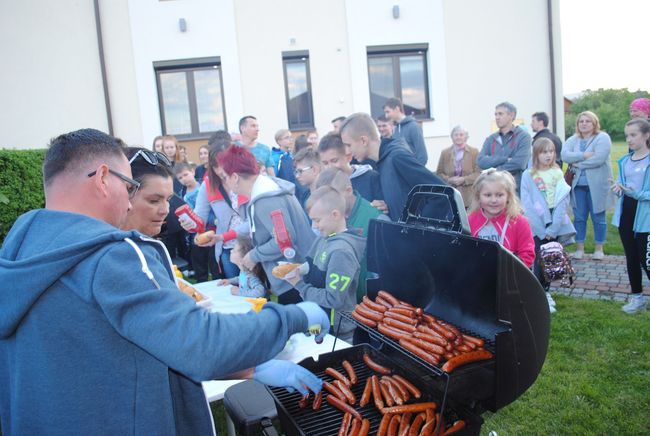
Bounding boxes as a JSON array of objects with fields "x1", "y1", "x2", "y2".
[
  {"x1": 253, "y1": 359, "x2": 322, "y2": 395},
  {"x1": 296, "y1": 302, "x2": 330, "y2": 343}
]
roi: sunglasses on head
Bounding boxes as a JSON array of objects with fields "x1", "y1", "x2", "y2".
[{"x1": 129, "y1": 149, "x2": 172, "y2": 167}]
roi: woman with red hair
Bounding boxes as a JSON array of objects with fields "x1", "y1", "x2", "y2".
[{"x1": 218, "y1": 145, "x2": 315, "y2": 304}]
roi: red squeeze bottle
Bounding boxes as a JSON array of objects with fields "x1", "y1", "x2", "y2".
[
  {"x1": 174, "y1": 205, "x2": 206, "y2": 233},
  {"x1": 270, "y1": 210, "x2": 295, "y2": 259}
]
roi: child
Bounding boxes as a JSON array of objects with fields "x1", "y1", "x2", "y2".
[
  {"x1": 293, "y1": 147, "x2": 322, "y2": 212},
  {"x1": 521, "y1": 138, "x2": 576, "y2": 313},
  {"x1": 175, "y1": 162, "x2": 200, "y2": 205},
  {"x1": 612, "y1": 118, "x2": 650, "y2": 314},
  {"x1": 216, "y1": 235, "x2": 267, "y2": 297},
  {"x1": 283, "y1": 186, "x2": 366, "y2": 341},
  {"x1": 273, "y1": 129, "x2": 296, "y2": 184},
  {"x1": 469, "y1": 169, "x2": 536, "y2": 269}
]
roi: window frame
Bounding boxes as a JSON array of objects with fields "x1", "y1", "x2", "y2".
[
  {"x1": 154, "y1": 57, "x2": 227, "y2": 139},
  {"x1": 282, "y1": 51, "x2": 315, "y2": 131},
  {"x1": 366, "y1": 44, "x2": 431, "y2": 120}
]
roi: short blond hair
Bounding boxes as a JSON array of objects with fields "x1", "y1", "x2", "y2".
[
  {"x1": 471, "y1": 169, "x2": 522, "y2": 219},
  {"x1": 574, "y1": 111, "x2": 601, "y2": 138},
  {"x1": 340, "y1": 113, "x2": 379, "y2": 143},
  {"x1": 306, "y1": 186, "x2": 346, "y2": 215}
]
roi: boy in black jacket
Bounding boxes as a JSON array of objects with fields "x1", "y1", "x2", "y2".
[{"x1": 340, "y1": 113, "x2": 446, "y2": 221}]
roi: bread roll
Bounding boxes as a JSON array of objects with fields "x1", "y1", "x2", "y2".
[
  {"x1": 194, "y1": 230, "x2": 215, "y2": 245},
  {"x1": 272, "y1": 263, "x2": 301, "y2": 279}
]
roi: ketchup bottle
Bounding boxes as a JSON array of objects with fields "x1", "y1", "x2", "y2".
[
  {"x1": 270, "y1": 210, "x2": 295, "y2": 259},
  {"x1": 174, "y1": 204, "x2": 206, "y2": 233}
]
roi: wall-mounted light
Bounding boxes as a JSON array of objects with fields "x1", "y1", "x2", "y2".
[
  {"x1": 392, "y1": 5, "x2": 400, "y2": 19},
  {"x1": 179, "y1": 18, "x2": 187, "y2": 32}
]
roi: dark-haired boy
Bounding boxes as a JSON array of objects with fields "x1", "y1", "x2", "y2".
[{"x1": 283, "y1": 187, "x2": 365, "y2": 341}]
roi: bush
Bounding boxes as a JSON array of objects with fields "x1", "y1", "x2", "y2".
[
  {"x1": 0, "y1": 149, "x2": 46, "y2": 243},
  {"x1": 566, "y1": 88, "x2": 650, "y2": 140}
]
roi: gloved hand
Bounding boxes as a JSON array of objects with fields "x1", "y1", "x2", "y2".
[
  {"x1": 296, "y1": 302, "x2": 330, "y2": 343},
  {"x1": 253, "y1": 359, "x2": 322, "y2": 395}
]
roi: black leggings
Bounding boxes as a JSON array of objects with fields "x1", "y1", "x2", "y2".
[{"x1": 618, "y1": 196, "x2": 650, "y2": 294}]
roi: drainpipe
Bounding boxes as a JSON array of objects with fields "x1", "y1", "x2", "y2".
[
  {"x1": 547, "y1": 0, "x2": 557, "y2": 133},
  {"x1": 93, "y1": 0, "x2": 114, "y2": 135}
]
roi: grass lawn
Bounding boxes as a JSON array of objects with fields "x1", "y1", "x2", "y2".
[
  {"x1": 564, "y1": 141, "x2": 628, "y2": 256},
  {"x1": 207, "y1": 296, "x2": 649, "y2": 435}
]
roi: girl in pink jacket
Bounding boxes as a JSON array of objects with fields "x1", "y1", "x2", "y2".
[{"x1": 468, "y1": 169, "x2": 536, "y2": 268}]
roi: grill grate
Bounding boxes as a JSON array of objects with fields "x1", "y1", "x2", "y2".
[{"x1": 268, "y1": 344, "x2": 475, "y2": 436}]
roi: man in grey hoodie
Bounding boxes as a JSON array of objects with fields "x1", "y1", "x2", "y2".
[{"x1": 384, "y1": 97, "x2": 428, "y2": 165}]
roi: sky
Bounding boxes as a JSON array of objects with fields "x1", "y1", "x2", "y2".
[{"x1": 560, "y1": 0, "x2": 650, "y2": 95}]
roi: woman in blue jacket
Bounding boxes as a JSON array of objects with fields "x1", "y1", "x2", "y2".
[{"x1": 612, "y1": 119, "x2": 650, "y2": 314}]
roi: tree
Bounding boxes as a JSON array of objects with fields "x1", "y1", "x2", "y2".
[{"x1": 565, "y1": 88, "x2": 650, "y2": 139}]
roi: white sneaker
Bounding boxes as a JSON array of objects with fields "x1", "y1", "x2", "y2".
[
  {"x1": 546, "y1": 292, "x2": 557, "y2": 313},
  {"x1": 572, "y1": 250, "x2": 584, "y2": 259},
  {"x1": 622, "y1": 294, "x2": 647, "y2": 314},
  {"x1": 593, "y1": 251, "x2": 604, "y2": 260}
]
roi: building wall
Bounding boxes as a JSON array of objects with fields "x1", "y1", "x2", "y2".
[{"x1": 0, "y1": 0, "x2": 108, "y2": 149}]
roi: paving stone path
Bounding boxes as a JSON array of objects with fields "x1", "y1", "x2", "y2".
[{"x1": 549, "y1": 254, "x2": 650, "y2": 302}]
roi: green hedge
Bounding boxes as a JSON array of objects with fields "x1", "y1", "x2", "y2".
[{"x1": 0, "y1": 149, "x2": 46, "y2": 243}]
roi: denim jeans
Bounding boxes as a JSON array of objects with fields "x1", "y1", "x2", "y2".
[
  {"x1": 220, "y1": 248, "x2": 240, "y2": 278},
  {"x1": 573, "y1": 185, "x2": 607, "y2": 244}
]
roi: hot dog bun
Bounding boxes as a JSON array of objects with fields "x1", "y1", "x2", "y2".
[
  {"x1": 177, "y1": 280, "x2": 205, "y2": 302},
  {"x1": 272, "y1": 262, "x2": 301, "y2": 279},
  {"x1": 194, "y1": 230, "x2": 215, "y2": 245}
]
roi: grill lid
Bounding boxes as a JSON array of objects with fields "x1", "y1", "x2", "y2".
[{"x1": 365, "y1": 185, "x2": 550, "y2": 411}]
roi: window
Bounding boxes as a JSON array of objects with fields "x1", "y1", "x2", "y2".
[
  {"x1": 154, "y1": 57, "x2": 227, "y2": 138},
  {"x1": 282, "y1": 51, "x2": 315, "y2": 130},
  {"x1": 367, "y1": 44, "x2": 430, "y2": 119}
]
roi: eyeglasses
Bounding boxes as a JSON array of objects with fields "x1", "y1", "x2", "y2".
[
  {"x1": 87, "y1": 168, "x2": 141, "y2": 199},
  {"x1": 129, "y1": 149, "x2": 172, "y2": 167},
  {"x1": 294, "y1": 166, "x2": 313, "y2": 176}
]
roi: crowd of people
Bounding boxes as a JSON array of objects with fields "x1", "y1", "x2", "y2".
[{"x1": 1, "y1": 97, "x2": 648, "y2": 433}]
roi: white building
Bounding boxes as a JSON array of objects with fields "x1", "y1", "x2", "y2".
[{"x1": 1, "y1": 0, "x2": 563, "y2": 168}]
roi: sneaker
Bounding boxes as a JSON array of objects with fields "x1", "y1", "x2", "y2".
[
  {"x1": 592, "y1": 251, "x2": 604, "y2": 260},
  {"x1": 546, "y1": 292, "x2": 557, "y2": 313},
  {"x1": 572, "y1": 250, "x2": 584, "y2": 259},
  {"x1": 622, "y1": 294, "x2": 647, "y2": 314}
]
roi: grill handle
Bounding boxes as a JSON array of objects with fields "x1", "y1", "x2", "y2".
[
  {"x1": 398, "y1": 184, "x2": 470, "y2": 234},
  {"x1": 260, "y1": 417, "x2": 279, "y2": 436}
]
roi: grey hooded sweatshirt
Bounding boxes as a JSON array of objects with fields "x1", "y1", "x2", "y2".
[
  {"x1": 296, "y1": 230, "x2": 366, "y2": 341},
  {"x1": 393, "y1": 115, "x2": 429, "y2": 165},
  {"x1": 247, "y1": 176, "x2": 316, "y2": 295}
]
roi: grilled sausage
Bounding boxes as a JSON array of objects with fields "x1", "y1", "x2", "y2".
[
  {"x1": 342, "y1": 360, "x2": 358, "y2": 385},
  {"x1": 359, "y1": 377, "x2": 373, "y2": 407},
  {"x1": 377, "y1": 413, "x2": 393, "y2": 436},
  {"x1": 378, "y1": 290, "x2": 400, "y2": 306},
  {"x1": 356, "y1": 304, "x2": 385, "y2": 322},
  {"x1": 338, "y1": 412, "x2": 352, "y2": 436},
  {"x1": 378, "y1": 379, "x2": 395, "y2": 406},
  {"x1": 363, "y1": 353, "x2": 392, "y2": 375},
  {"x1": 384, "y1": 311, "x2": 418, "y2": 325},
  {"x1": 351, "y1": 309, "x2": 378, "y2": 328},
  {"x1": 377, "y1": 323, "x2": 410, "y2": 341},
  {"x1": 362, "y1": 296, "x2": 388, "y2": 313},
  {"x1": 398, "y1": 338, "x2": 440, "y2": 365},
  {"x1": 326, "y1": 394, "x2": 362, "y2": 421},
  {"x1": 408, "y1": 413, "x2": 426, "y2": 436},
  {"x1": 348, "y1": 418, "x2": 361, "y2": 436},
  {"x1": 298, "y1": 392, "x2": 310, "y2": 409},
  {"x1": 334, "y1": 380, "x2": 356, "y2": 405},
  {"x1": 456, "y1": 343, "x2": 473, "y2": 353},
  {"x1": 375, "y1": 296, "x2": 394, "y2": 309},
  {"x1": 442, "y1": 419, "x2": 466, "y2": 435},
  {"x1": 462, "y1": 333, "x2": 485, "y2": 348},
  {"x1": 386, "y1": 307, "x2": 416, "y2": 318},
  {"x1": 358, "y1": 418, "x2": 370, "y2": 436},
  {"x1": 402, "y1": 337, "x2": 445, "y2": 356},
  {"x1": 427, "y1": 322, "x2": 456, "y2": 340},
  {"x1": 383, "y1": 317, "x2": 417, "y2": 333},
  {"x1": 437, "y1": 320, "x2": 461, "y2": 339},
  {"x1": 371, "y1": 375, "x2": 384, "y2": 410},
  {"x1": 381, "y1": 402, "x2": 438, "y2": 415},
  {"x1": 398, "y1": 412, "x2": 412, "y2": 436},
  {"x1": 412, "y1": 330, "x2": 449, "y2": 348},
  {"x1": 312, "y1": 391, "x2": 323, "y2": 410},
  {"x1": 441, "y1": 349, "x2": 493, "y2": 372},
  {"x1": 391, "y1": 374, "x2": 422, "y2": 399},
  {"x1": 380, "y1": 378, "x2": 402, "y2": 405},
  {"x1": 421, "y1": 313, "x2": 437, "y2": 324},
  {"x1": 384, "y1": 376, "x2": 409, "y2": 402},
  {"x1": 419, "y1": 409, "x2": 436, "y2": 436},
  {"x1": 326, "y1": 367, "x2": 352, "y2": 387},
  {"x1": 323, "y1": 381, "x2": 348, "y2": 402},
  {"x1": 387, "y1": 414, "x2": 401, "y2": 436}
]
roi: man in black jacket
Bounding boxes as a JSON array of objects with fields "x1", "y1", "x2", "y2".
[
  {"x1": 531, "y1": 111, "x2": 563, "y2": 168},
  {"x1": 340, "y1": 113, "x2": 445, "y2": 221}
]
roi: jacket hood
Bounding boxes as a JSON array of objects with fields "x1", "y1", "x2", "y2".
[
  {"x1": 328, "y1": 230, "x2": 366, "y2": 260},
  {"x1": 350, "y1": 164, "x2": 373, "y2": 178},
  {"x1": 0, "y1": 209, "x2": 139, "y2": 338},
  {"x1": 378, "y1": 137, "x2": 411, "y2": 163},
  {"x1": 398, "y1": 115, "x2": 417, "y2": 127},
  {"x1": 250, "y1": 176, "x2": 296, "y2": 205}
]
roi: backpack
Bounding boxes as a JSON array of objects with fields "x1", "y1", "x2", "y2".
[{"x1": 539, "y1": 242, "x2": 576, "y2": 287}]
